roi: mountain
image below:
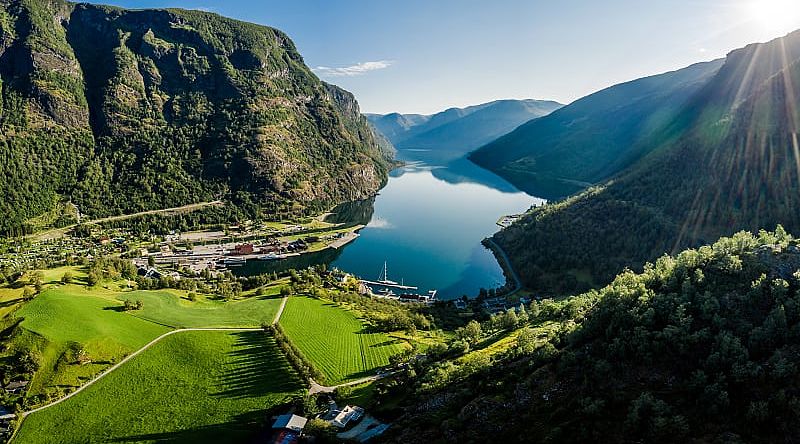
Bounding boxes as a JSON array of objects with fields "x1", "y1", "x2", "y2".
[
  {"x1": 0, "y1": 0, "x2": 390, "y2": 236},
  {"x1": 469, "y1": 60, "x2": 725, "y2": 199},
  {"x1": 367, "y1": 99, "x2": 562, "y2": 161},
  {"x1": 490, "y1": 29, "x2": 800, "y2": 294},
  {"x1": 386, "y1": 229, "x2": 800, "y2": 443}
]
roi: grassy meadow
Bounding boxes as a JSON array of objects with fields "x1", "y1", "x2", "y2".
[
  {"x1": 14, "y1": 285, "x2": 170, "y2": 398},
  {"x1": 279, "y1": 296, "x2": 406, "y2": 384},
  {"x1": 121, "y1": 287, "x2": 283, "y2": 328},
  {"x1": 15, "y1": 330, "x2": 304, "y2": 444}
]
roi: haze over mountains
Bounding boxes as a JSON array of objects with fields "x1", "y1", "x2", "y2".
[
  {"x1": 469, "y1": 59, "x2": 725, "y2": 198},
  {"x1": 485, "y1": 29, "x2": 800, "y2": 293},
  {"x1": 367, "y1": 99, "x2": 562, "y2": 162}
]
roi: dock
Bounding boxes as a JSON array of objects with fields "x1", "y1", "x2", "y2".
[{"x1": 360, "y1": 280, "x2": 419, "y2": 290}]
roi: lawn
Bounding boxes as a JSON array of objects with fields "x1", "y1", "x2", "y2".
[
  {"x1": 121, "y1": 288, "x2": 283, "y2": 328},
  {"x1": 15, "y1": 330, "x2": 305, "y2": 444},
  {"x1": 279, "y1": 296, "x2": 406, "y2": 384},
  {"x1": 14, "y1": 285, "x2": 170, "y2": 398}
]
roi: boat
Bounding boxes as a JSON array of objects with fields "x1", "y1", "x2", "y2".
[
  {"x1": 257, "y1": 253, "x2": 279, "y2": 260},
  {"x1": 376, "y1": 261, "x2": 398, "y2": 285},
  {"x1": 222, "y1": 257, "x2": 247, "y2": 266}
]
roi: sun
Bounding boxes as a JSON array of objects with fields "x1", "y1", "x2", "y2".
[{"x1": 746, "y1": 0, "x2": 800, "y2": 34}]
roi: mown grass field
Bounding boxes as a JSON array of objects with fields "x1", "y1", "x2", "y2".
[
  {"x1": 15, "y1": 330, "x2": 305, "y2": 444},
  {"x1": 15, "y1": 285, "x2": 170, "y2": 398},
  {"x1": 122, "y1": 287, "x2": 283, "y2": 328},
  {"x1": 279, "y1": 296, "x2": 406, "y2": 384}
]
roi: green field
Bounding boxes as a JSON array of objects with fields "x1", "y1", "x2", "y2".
[
  {"x1": 15, "y1": 286, "x2": 170, "y2": 397},
  {"x1": 121, "y1": 288, "x2": 283, "y2": 328},
  {"x1": 15, "y1": 330, "x2": 305, "y2": 444},
  {"x1": 279, "y1": 296, "x2": 406, "y2": 384}
]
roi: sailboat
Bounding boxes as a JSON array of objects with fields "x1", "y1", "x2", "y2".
[{"x1": 376, "y1": 261, "x2": 399, "y2": 285}]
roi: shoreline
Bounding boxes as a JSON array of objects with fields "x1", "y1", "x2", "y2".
[{"x1": 482, "y1": 237, "x2": 524, "y2": 297}]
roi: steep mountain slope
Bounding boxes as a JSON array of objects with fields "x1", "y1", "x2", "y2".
[
  {"x1": 493, "y1": 30, "x2": 800, "y2": 294},
  {"x1": 386, "y1": 230, "x2": 800, "y2": 443},
  {"x1": 0, "y1": 0, "x2": 390, "y2": 235},
  {"x1": 469, "y1": 60, "x2": 724, "y2": 198},
  {"x1": 367, "y1": 99, "x2": 562, "y2": 159}
]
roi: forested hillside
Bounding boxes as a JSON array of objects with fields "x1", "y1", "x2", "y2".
[
  {"x1": 469, "y1": 59, "x2": 724, "y2": 198},
  {"x1": 385, "y1": 229, "x2": 800, "y2": 443},
  {"x1": 492, "y1": 30, "x2": 800, "y2": 293},
  {"x1": 0, "y1": 0, "x2": 390, "y2": 236}
]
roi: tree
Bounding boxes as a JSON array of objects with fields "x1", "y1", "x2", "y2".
[
  {"x1": 31, "y1": 271, "x2": 44, "y2": 292},
  {"x1": 61, "y1": 271, "x2": 74, "y2": 284},
  {"x1": 147, "y1": 255, "x2": 155, "y2": 267},
  {"x1": 87, "y1": 271, "x2": 99, "y2": 286},
  {"x1": 457, "y1": 320, "x2": 482, "y2": 344},
  {"x1": 517, "y1": 304, "x2": 529, "y2": 324},
  {"x1": 22, "y1": 287, "x2": 35, "y2": 301},
  {"x1": 502, "y1": 308, "x2": 519, "y2": 330},
  {"x1": 515, "y1": 328, "x2": 537, "y2": 355}
]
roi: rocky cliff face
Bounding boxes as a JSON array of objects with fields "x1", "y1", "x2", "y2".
[{"x1": 0, "y1": 0, "x2": 390, "y2": 234}]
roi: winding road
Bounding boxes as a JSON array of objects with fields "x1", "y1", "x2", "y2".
[{"x1": 485, "y1": 237, "x2": 523, "y2": 296}]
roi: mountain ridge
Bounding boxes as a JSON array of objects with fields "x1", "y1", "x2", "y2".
[{"x1": 0, "y1": 0, "x2": 390, "y2": 235}]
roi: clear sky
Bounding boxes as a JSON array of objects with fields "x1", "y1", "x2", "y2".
[{"x1": 87, "y1": 0, "x2": 800, "y2": 114}]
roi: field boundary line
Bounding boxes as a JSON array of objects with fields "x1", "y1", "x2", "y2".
[
  {"x1": 10, "y1": 327, "x2": 261, "y2": 443},
  {"x1": 273, "y1": 296, "x2": 289, "y2": 325}
]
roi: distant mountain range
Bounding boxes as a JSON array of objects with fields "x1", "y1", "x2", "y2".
[
  {"x1": 487, "y1": 29, "x2": 800, "y2": 294},
  {"x1": 469, "y1": 60, "x2": 725, "y2": 199},
  {"x1": 367, "y1": 99, "x2": 562, "y2": 162}
]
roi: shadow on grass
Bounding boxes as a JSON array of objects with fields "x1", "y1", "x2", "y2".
[
  {"x1": 213, "y1": 331, "x2": 304, "y2": 399},
  {"x1": 108, "y1": 410, "x2": 269, "y2": 444}
]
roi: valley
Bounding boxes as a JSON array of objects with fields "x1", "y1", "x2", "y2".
[{"x1": 2, "y1": 0, "x2": 800, "y2": 443}]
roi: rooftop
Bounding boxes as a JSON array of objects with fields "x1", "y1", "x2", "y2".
[{"x1": 272, "y1": 414, "x2": 307, "y2": 432}]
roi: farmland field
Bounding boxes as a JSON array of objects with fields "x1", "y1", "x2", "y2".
[
  {"x1": 279, "y1": 296, "x2": 406, "y2": 384},
  {"x1": 15, "y1": 330, "x2": 305, "y2": 444},
  {"x1": 14, "y1": 286, "x2": 170, "y2": 397},
  {"x1": 121, "y1": 287, "x2": 283, "y2": 328}
]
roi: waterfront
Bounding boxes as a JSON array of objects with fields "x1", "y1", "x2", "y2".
[{"x1": 238, "y1": 151, "x2": 543, "y2": 300}]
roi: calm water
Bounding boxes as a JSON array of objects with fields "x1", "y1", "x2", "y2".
[{"x1": 238, "y1": 151, "x2": 543, "y2": 299}]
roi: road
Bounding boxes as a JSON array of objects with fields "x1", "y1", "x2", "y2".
[
  {"x1": 485, "y1": 237, "x2": 523, "y2": 296},
  {"x1": 307, "y1": 371, "x2": 398, "y2": 396},
  {"x1": 29, "y1": 200, "x2": 224, "y2": 241}
]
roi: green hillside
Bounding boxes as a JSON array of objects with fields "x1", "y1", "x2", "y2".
[
  {"x1": 386, "y1": 229, "x2": 800, "y2": 443},
  {"x1": 15, "y1": 330, "x2": 304, "y2": 444},
  {"x1": 491, "y1": 29, "x2": 800, "y2": 294},
  {"x1": 0, "y1": 0, "x2": 390, "y2": 236},
  {"x1": 469, "y1": 59, "x2": 724, "y2": 199}
]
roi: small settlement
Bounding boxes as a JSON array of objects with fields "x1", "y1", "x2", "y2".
[{"x1": 269, "y1": 401, "x2": 389, "y2": 444}]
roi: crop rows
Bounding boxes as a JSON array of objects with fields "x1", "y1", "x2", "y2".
[{"x1": 279, "y1": 297, "x2": 404, "y2": 384}]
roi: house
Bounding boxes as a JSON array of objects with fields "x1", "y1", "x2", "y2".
[
  {"x1": 272, "y1": 414, "x2": 307, "y2": 432},
  {"x1": 137, "y1": 267, "x2": 162, "y2": 280},
  {"x1": 321, "y1": 404, "x2": 364, "y2": 428},
  {"x1": 0, "y1": 407, "x2": 16, "y2": 421},
  {"x1": 232, "y1": 243, "x2": 254, "y2": 255},
  {"x1": 4, "y1": 381, "x2": 28, "y2": 394}
]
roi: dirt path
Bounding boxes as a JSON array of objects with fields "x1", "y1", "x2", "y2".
[
  {"x1": 29, "y1": 200, "x2": 224, "y2": 241},
  {"x1": 19, "y1": 327, "x2": 260, "y2": 419},
  {"x1": 273, "y1": 296, "x2": 288, "y2": 325}
]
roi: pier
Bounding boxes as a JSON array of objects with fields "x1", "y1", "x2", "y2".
[{"x1": 359, "y1": 280, "x2": 419, "y2": 290}]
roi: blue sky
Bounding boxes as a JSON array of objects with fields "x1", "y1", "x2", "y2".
[{"x1": 88, "y1": 0, "x2": 800, "y2": 114}]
